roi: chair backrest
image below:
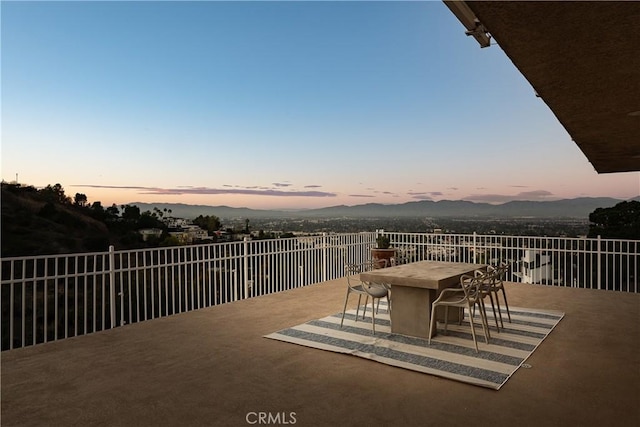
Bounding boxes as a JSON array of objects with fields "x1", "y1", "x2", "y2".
[
  {"x1": 361, "y1": 259, "x2": 377, "y2": 271},
  {"x1": 488, "y1": 262, "x2": 509, "y2": 284},
  {"x1": 476, "y1": 268, "x2": 497, "y2": 290},
  {"x1": 498, "y1": 262, "x2": 510, "y2": 278},
  {"x1": 344, "y1": 263, "x2": 362, "y2": 289},
  {"x1": 474, "y1": 268, "x2": 487, "y2": 278},
  {"x1": 355, "y1": 258, "x2": 388, "y2": 271},
  {"x1": 460, "y1": 274, "x2": 482, "y2": 302}
]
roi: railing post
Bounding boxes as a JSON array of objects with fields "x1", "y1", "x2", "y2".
[
  {"x1": 597, "y1": 235, "x2": 602, "y2": 290},
  {"x1": 119, "y1": 248, "x2": 125, "y2": 325},
  {"x1": 473, "y1": 232, "x2": 477, "y2": 264},
  {"x1": 322, "y1": 232, "x2": 328, "y2": 283},
  {"x1": 243, "y1": 237, "x2": 250, "y2": 299},
  {"x1": 108, "y1": 245, "x2": 116, "y2": 328}
]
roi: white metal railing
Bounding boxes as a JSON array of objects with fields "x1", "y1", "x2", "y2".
[
  {"x1": 387, "y1": 232, "x2": 639, "y2": 292},
  {"x1": 1, "y1": 231, "x2": 637, "y2": 350}
]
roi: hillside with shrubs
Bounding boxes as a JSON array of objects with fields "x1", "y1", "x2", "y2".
[{"x1": 1, "y1": 182, "x2": 170, "y2": 257}]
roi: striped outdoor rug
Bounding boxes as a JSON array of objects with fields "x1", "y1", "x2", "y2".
[{"x1": 265, "y1": 300, "x2": 564, "y2": 390}]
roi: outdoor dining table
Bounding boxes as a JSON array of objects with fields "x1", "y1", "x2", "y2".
[{"x1": 359, "y1": 260, "x2": 486, "y2": 339}]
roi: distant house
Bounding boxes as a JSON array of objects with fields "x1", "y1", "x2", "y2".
[
  {"x1": 166, "y1": 222, "x2": 212, "y2": 244},
  {"x1": 215, "y1": 230, "x2": 232, "y2": 242},
  {"x1": 164, "y1": 217, "x2": 190, "y2": 228},
  {"x1": 168, "y1": 230, "x2": 192, "y2": 244},
  {"x1": 182, "y1": 225, "x2": 211, "y2": 241},
  {"x1": 518, "y1": 249, "x2": 553, "y2": 284},
  {"x1": 138, "y1": 228, "x2": 163, "y2": 241}
]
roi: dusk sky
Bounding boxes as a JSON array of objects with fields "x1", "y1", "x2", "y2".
[{"x1": 3, "y1": 1, "x2": 638, "y2": 210}]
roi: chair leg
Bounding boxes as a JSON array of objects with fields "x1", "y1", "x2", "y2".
[
  {"x1": 362, "y1": 296, "x2": 369, "y2": 320},
  {"x1": 477, "y1": 300, "x2": 491, "y2": 343},
  {"x1": 371, "y1": 298, "x2": 376, "y2": 334},
  {"x1": 501, "y1": 287, "x2": 512, "y2": 322},
  {"x1": 470, "y1": 303, "x2": 490, "y2": 339},
  {"x1": 492, "y1": 290, "x2": 504, "y2": 329},
  {"x1": 443, "y1": 306, "x2": 449, "y2": 334},
  {"x1": 487, "y1": 292, "x2": 501, "y2": 332},
  {"x1": 340, "y1": 291, "x2": 350, "y2": 328},
  {"x1": 355, "y1": 294, "x2": 363, "y2": 322},
  {"x1": 467, "y1": 305, "x2": 480, "y2": 353}
]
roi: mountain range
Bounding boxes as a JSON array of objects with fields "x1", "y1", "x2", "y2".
[{"x1": 130, "y1": 197, "x2": 635, "y2": 220}]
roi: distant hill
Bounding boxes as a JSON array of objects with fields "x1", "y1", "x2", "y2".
[
  {"x1": 129, "y1": 203, "x2": 289, "y2": 220},
  {"x1": 131, "y1": 197, "x2": 630, "y2": 220}
]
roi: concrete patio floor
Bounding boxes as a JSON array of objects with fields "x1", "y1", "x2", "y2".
[{"x1": 2, "y1": 278, "x2": 639, "y2": 426}]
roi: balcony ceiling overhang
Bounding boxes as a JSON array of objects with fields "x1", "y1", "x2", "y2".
[{"x1": 445, "y1": 1, "x2": 640, "y2": 173}]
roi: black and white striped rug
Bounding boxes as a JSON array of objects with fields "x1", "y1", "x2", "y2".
[{"x1": 265, "y1": 300, "x2": 564, "y2": 390}]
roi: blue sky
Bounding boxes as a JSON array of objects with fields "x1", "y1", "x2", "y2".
[{"x1": 2, "y1": 1, "x2": 638, "y2": 209}]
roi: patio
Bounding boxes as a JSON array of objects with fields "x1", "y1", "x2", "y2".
[{"x1": 1, "y1": 278, "x2": 638, "y2": 426}]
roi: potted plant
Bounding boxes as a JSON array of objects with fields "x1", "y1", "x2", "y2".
[
  {"x1": 371, "y1": 235, "x2": 396, "y2": 268},
  {"x1": 376, "y1": 235, "x2": 391, "y2": 249}
]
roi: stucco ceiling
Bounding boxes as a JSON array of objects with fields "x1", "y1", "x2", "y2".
[{"x1": 448, "y1": 1, "x2": 640, "y2": 173}]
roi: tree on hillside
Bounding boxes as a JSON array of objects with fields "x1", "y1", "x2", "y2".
[
  {"x1": 106, "y1": 204, "x2": 120, "y2": 220},
  {"x1": 193, "y1": 215, "x2": 221, "y2": 234},
  {"x1": 153, "y1": 207, "x2": 164, "y2": 219},
  {"x1": 90, "y1": 201, "x2": 106, "y2": 220},
  {"x1": 2, "y1": 182, "x2": 37, "y2": 194},
  {"x1": 121, "y1": 204, "x2": 141, "y2": 221},
  {"x1": 40, "y1": 183, "x2": 71, "y2": 205},
  {"x1": 74, "y1": 193, "x2": 88, "y2": 207},
  {"x1": 138, "y1": 211, "x2": 165, "y2": 229},
  {"x1": 588, "y1": 200, "x2": 640, "y2": 239}
]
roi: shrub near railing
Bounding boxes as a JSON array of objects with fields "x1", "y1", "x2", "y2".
[{"x1": 1, "y1": 232, "x2": 637, "y2": 350}]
